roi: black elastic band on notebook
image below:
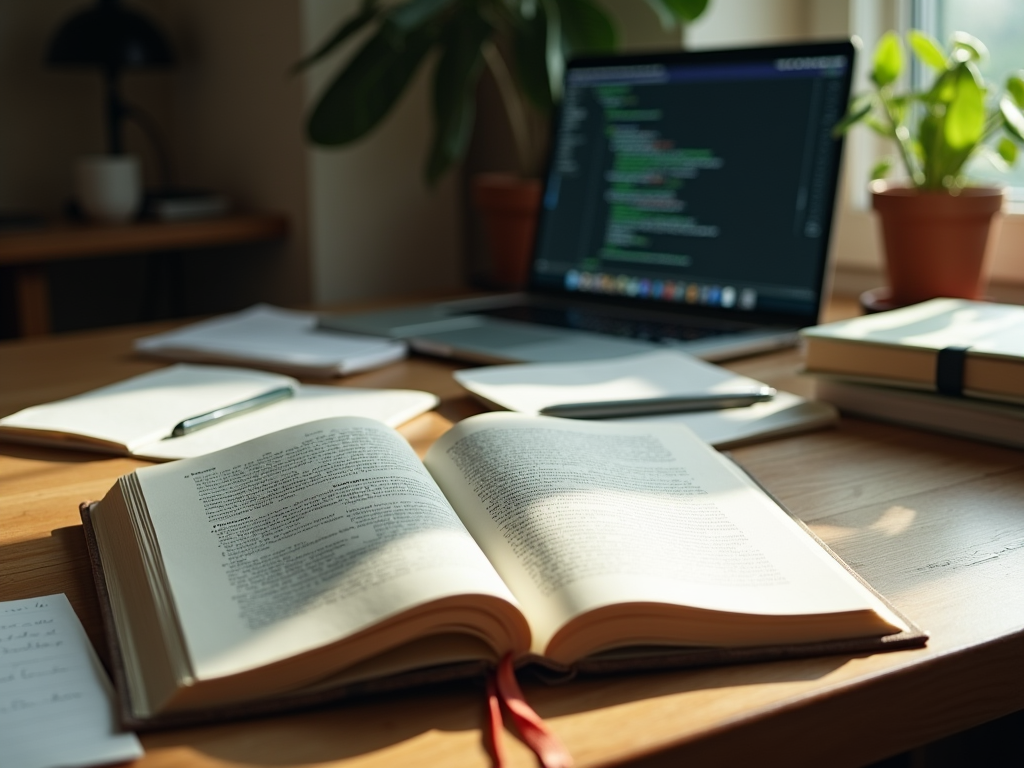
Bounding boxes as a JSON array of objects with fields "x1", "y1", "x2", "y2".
[{"x1": 935, "y1": 346, "x2": 970, "y2": 396}]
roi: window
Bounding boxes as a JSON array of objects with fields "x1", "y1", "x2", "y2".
[{"x1": 832, "y1": 1, "x2": 1023, "y2": 295}]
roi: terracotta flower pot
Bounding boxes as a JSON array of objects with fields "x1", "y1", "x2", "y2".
[
  {"x1": 472, "y1": 174, "x2": 542, "y2": 290},
  {"x1": 871, "y1": 181, "x2": 1005, "y2": 306}
]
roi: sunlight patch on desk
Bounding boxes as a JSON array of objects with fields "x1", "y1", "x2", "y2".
[{"x1": 869, "y1": 506, "x2": 917, "y2": 538}]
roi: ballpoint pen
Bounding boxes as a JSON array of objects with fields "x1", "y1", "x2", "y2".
[
  {"x1": 537, "y1": 388, "x2": 776, "y2": 419},
  {"x1": 170, "y1": 386, "x2": 294, "y2": 437}
]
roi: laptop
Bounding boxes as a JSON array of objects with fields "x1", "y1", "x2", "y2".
[{"x1": 321, "y1": 40, "x2": 856, "y2": 364}]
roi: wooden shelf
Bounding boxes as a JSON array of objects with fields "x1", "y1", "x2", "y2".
[
  {"x1": 0, "y1": 213, "x2": 289, "y2": 336},
  {"x1": 0, "y1": 213, "x2": 288, "y2": 265}
]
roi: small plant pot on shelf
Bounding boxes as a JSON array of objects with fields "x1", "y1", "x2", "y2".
[
  {"x1": 472, "y1": 174, "x2": 542, "y2": 290},
  {"x1": 871, "y1": 181, "x2": 1005, "y2": 307}
]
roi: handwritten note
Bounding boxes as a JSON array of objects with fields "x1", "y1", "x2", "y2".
[{"x1": 0, "y1": 594, "x2": 143, "y2": 768}]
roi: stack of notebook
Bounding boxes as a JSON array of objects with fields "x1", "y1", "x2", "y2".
[{"x1": 801, "y1": 298, "x2": 1024, "y2": 449}]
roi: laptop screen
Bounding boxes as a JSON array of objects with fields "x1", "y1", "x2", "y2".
[{"x1": 529, "y1": 41, "x2": 855, "y2": 326}]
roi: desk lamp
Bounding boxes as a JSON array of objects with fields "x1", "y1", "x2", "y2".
[
  {"x1": 46, "y1": 0, "x2": 173, "y2": 155},
  {"x1": 46, "y1": 0, "x2": 173, "y2": 221}
]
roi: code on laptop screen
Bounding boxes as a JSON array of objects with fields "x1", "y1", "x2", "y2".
[{"x1": 531, "y1": 47, "x2": 852, "y2": 320}]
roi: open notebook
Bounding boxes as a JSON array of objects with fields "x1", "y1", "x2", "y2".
[
  {"x1": 0, "y1": 363, "x2": 438, "y2": 461},
  {"x1": 454, "y1": 350, "x2": 837, "y2": 448}
]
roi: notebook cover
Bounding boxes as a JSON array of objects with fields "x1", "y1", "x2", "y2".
[{"x1": 79, "y1": 469, "x2": 928, "y2": 732}]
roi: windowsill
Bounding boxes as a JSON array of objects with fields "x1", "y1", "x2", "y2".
[
  {"x1": 830, "y1": 203, "x2": 1024, "y2": 296},
  {"x1": 831, "y1": 264, "x2": 1024, "y2": 306}
]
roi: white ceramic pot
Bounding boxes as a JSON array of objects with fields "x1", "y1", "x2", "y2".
[{"x1": 75, "y1": 155, "x2": 142, "y2": 223}]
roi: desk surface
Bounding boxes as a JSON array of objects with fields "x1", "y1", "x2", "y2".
[{"x1": 1, "y1": 303, "x2": 1022, "y2": 768}]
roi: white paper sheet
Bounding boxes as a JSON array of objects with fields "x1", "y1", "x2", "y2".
[
  {"x1": 134, "y1": 304, "x2": 407, "y2": 376},
  {"x1": 454, "y1": 350, "x2": 772, "y2": 414},
  {"x1": 0, "y1": 594, "x2": 143, "y2": 768},
  {"x1": 454, "y1": 350, "x2": 836, "y2": 448}
]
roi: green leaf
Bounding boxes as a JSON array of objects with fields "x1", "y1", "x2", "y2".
[
  {"x1": 307, "y1": 20, "x2": 439, "y2": 146},
  {"x1": 924, "y1": 68, "x2": 957, "y2": 103},
  {"x1": 642, "y1": 0, "x2": 675, "y2": 28},
  {"x1": 513, "y1": 4, "x2": 554, "y2": 113},
  {"x1": 658, "y1": 0, "x2": 710, "y2": 23},
  {"x1": 872, "y1": 31, "x2": 903, "y2": 87},
  {"x1": 831, "y1": 94, "x2": 873, "y2": 136},
  {"x1": 907, "y1": 30, "x2": 947, "y2": 72},
  {"x1": 997, "y1": 137, "x2": 1018, "y2": 165},
  {"x1": 870, "y1": 157, "x2": 893, "y2": 180},
  {"x1": 390, "y1": 0, "x2": 453, "y2": 30},
  {"x1": 542, "y1": 0, "x2": 565, "y2": 103},
  {"x1": 951, "y1": 31, "x2": 989, "y2": 63},
  {"x1": 1007, "y1": 72, "x2": 1024, "y2": 109},
  {"x1": 944, "y1": 63, "x2": 985, "y2": 150},
  {"x1": 559, "y1": 0, "x2": 617, "y2": 57},
  {"x1": 1001, "y1": 96, "x2": 1024, "y2": 142},
  {"x1": 292, "y1": 0, "x2": 380, "y2": 74},
  {"x1": 888, "y1": 93, "x2": 911, "y2": 125},
  {"x1": 865, "y1": 115, "x2": 892, "y2": 137},
  {"x1": 426, "y1": 11, "x2": 493, "y2": 183},
  {"x1": 919, "y1": 111, "x2": 940, "y2": 181}
]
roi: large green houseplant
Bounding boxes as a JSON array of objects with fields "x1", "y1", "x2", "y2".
[
  {"x1": 299, "y1": 0, "x2": 710, "y2": 181},
  {"x1": 298, "y1": 0, "x2": 710, "y2": 287},
  {"x1": 835, "y1": 30, "x2": 1024, "y2": 307}
]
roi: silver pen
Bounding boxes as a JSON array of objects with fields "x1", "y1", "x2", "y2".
[
  {"x1": 170, "y1": 386, "x2": 294, "y2": 437},
  {"x1": 538, "y1": 388, "x2": 775, "y2": 419}
]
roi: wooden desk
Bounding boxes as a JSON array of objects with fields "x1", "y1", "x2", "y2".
[
  {"x1": 1, "y1": 310, "x2": 1022, "y2": 768},
  {"x1": 0, "y1": 214, "x2": 288, "y2": 337}
]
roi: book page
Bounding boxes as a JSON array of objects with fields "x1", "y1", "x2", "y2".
[
  {"x1": 424, "y1": 413, "x2": 899, "y2": 657},
  {"x1": 0, "y1": 594, "x2": 143, "y2": 768},
  {"x1": 135, "y1": 417, "x2": 524, "y2": 682}
]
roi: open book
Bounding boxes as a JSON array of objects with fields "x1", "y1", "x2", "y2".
[{"x1": 82, "y1": 413, "x2": 924, "y2": 728}]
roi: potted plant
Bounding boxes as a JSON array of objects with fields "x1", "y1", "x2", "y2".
[
  {"x1": 834, "y1": 30, "x2": 1024, "y2": 308},
  {"x1": 297, "y1": 0, "x2": 710, "y2": 288}
]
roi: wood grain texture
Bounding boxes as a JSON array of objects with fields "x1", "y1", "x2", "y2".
[
  {"x1": 0, "y1": 214, "x2": 288, "y2": 265},
  {"x1": 1, "y1": 297, "x2": 1022, "y2": 767},
  {"x1": 14, "y1": 266, "x2": 51, "y2": 336}
]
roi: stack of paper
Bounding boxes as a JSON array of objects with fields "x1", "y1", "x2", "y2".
[
  {"x1": 134, "y1": 304, "x2": 407, "y2": 377},
  {"x1": 0, "y1": 363, "x2": 438, "y2": 461},
  {"x1": 454, "y1": 350, "x2": 837, "y2": 449}
]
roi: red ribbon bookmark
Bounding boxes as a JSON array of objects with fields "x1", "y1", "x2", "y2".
[{"x1": 486, "y1": 654, "x2": 574, "y2": 768}]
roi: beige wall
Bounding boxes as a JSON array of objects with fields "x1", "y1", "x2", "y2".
[
  {"x1": 1, "y1": 1, "x2": 133, "y2": 214},
  {"x1": 160, "y1": 0, "x2": 312, "y2": 310},
  {"x1": 301, "y1": 0, "x2": 464, "y2": 307},
  {"x1": 688, "y1": 0, "x2": 811, "y2": 47}
]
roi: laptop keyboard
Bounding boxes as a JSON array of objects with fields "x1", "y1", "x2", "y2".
[{"x1": 476, "y1": 305, "x2": 733, "y2": 343}]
